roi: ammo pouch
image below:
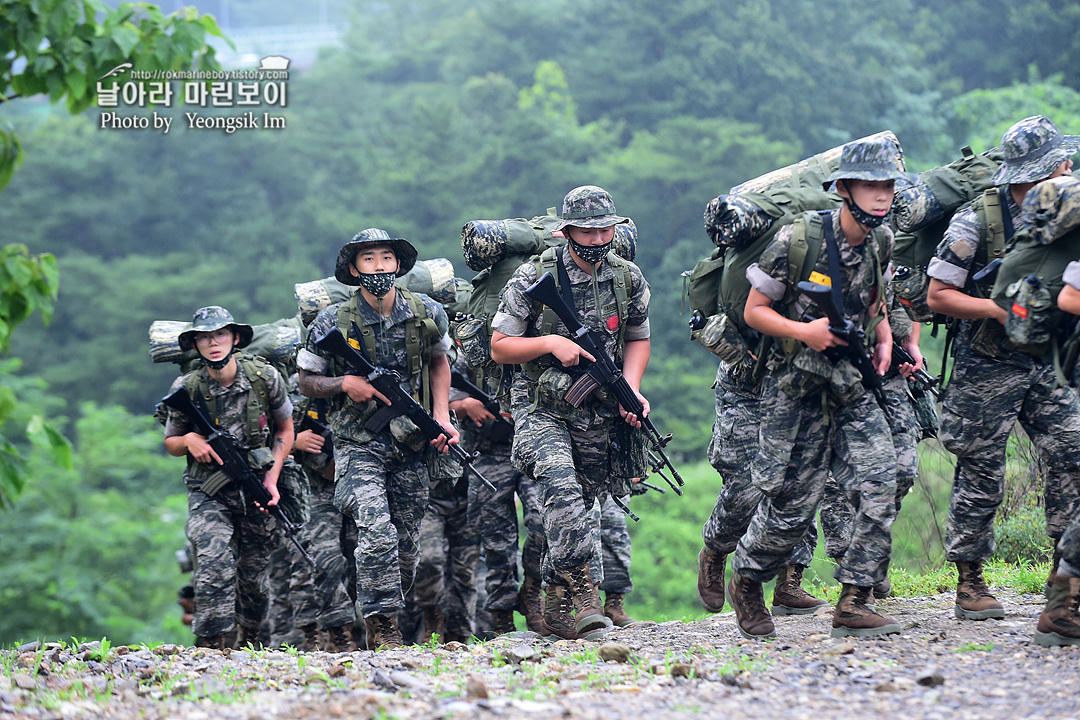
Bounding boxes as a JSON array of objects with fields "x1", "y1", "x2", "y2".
[
  {"x1": 893, "y1": 267, "x2": 934, "y2": 323},
  {"x1": 691, "y1": 312, "x2": 750, "y2": 364},
  {"x1": 778, "y1": 347, "x2": 832, "y2": 399},
  {"x1": 454, "y1": 316, "x2": 492, "y2": 369},
  {"x1": 1004, "y1": 275, "x2": 1054, "y2": 348},
  {"x1": 969, "y1": 318, "x2": 1011, "y2": 359},
  {"x1": 536, "y1": 366, "x2": 575, "y2": 407},
  {"x1": 247, "y1": 446, "x2": 275, "y2": 472},
  {"x1": 389, "y1": 415, "x2": 428, "y2": 454}
]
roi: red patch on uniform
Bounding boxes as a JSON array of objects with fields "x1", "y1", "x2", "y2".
[
  {"x1": 259, "y1": 414, "x2": 268, "y2": 430},
  {"x1": 606, "y1": 315, "x2": 619, "y2": 331}
]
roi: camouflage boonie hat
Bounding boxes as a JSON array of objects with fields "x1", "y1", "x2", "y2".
[
  {"x1": 334, "y1": 227, "x2": 418, "y2": 286},
  {"x1": 554, "y1": 185, "x2": 629, "y2": 231},
  {"x1": 991, "y1": 116, "x2": 1080, "y2": 185},
  {"x1": 823, "y1": 136, "x2": 912, "y2": 190},
  {"x1": 177, "y1": 306, "x2": 254, "y2": 352},
  {"x1": 1020, "y1": 174, "x2": 1080, "y2": 245}
]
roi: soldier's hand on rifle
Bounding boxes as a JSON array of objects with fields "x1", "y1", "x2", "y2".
[
  {"x1": 430, "y1": 411, "x2": 460, "y2": 453},
  {"x1": 342, "y1": 374, "x2": 392, "y2": 406},
  {"x1": 254, "y1": 466, "x2": 281, "y2": 513},
  {"x1": 619, "y1": 389, "x2": 650, "y2": 429},
  {"x1": 184, "y1": 432, "x2": 223, "y2": 466},
  {"x1": 293, "y1": 429, "x2": 325, "y2": 454},
  {"x1": 873, "y1": 339, "x2": 893, "y2": 377},
  {"x1": 897, "y1": 337, "x2": 924, "y2": 379},
  {"x1": 452, "y1": 397, "x2": 494, "y2": 427},
  {"x1": 798, "y1": 317, "x2": 848, "y2": 353},
  {"x1": 548, "y1": 336, "x2": 595, "y2": 367}
]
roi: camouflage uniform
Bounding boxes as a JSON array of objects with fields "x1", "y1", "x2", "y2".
[
  {"x1": 702, "y1": 362, "x2": 816, "y2": 566},
  {"x1": 598, "y1": 495, "x2": 633, "y2": 595},
  {"x1": 819, "y1": 294, "x2": 921, "y2": 561},
  {"x1": 289, "y1": 396, "x2": 355, "y2": 639},
  {"x1": 164, "y1": 361, "x2": 293, "y2": 641},
  {"x1": 735, "y1": 207, "x2": 898, "y2": 588},
  {"x1": 413, "y1": 474, "x2": 480, "y2": 639},
  {"x1": 493, "y1": 248, "x2": 650, "y2": 586},
  {"x1": 928, "y1": 196, "x2": 1080, "y2": 562},
  {"x1": 296, "y1": 290, "x2": 451, "y2": 619}
]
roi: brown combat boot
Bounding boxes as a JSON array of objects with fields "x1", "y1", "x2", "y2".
[
  {"x1": 326, "y1": 624, "x2": 354, "y2": 652},
  {"x1": 604, "y1": 592, "x2": 638, "y2": 627},
  {"x1": 831, "y1": 584, "x2": 902, "y2": 637},
  {"x1": 541, "y1": 583, "x2": 579, "y2": 640},
  {"x1": 518, "y1": 575, "x2": 545, "y2": 633},
  {"x1": 365, "y1": 613, "x2": 403, "y2": 650},
  {"x1": 490, "y1": 609, "x2": 516, "y2": 635},
  {"x1": 1034, "y1": 574, "x2": 1080, "y2": 647},
  {"x1": 727, "y1": 574, "x2": 776, "y2": 640},
  {"x1": 696, "y1": 547, "x2": 727, "y2": 613},
  {"x1": 298, "y1": 623, "x2": 319, "y2": 652},
  {"x1": 955, "y1": 561, "x2": 1005, "y2": 620},
  {"x1": 772, "y1": 564, "x2": 829, "y2": 616},
  {"x1": 421, "y1": 604, "x2": 446, "y2": 644},
  {"x1": 1046, "y1": 546, "x2": 1062, "y2": 597},
  {"x1": 871, "y1": 576, "x2": 892, "y2": 601},
  {"x1": 559, "y1": 563, "x2": 613, "y2": 634}
]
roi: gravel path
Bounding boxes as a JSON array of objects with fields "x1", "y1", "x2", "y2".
[{"x1": 3, "y1": 589, "x2": 1078, "y2": 720}]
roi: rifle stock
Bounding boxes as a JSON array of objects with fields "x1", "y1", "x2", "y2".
[
  {"x1": 313, "y1": 325, "x2": 496, "y2": 492},
  {"x1": 524, "y1": 272, "x2": 684, "y2": 494},
  {"x1": 449, "y1": 370, "x2": 513, "y2": 444},
  {"x1": 796, "y1": 280, "x2": 892, "y2": 421},
  {"x1": 891, "y1": 341, "x2": 940, "y2": 399},
  {"x1": 161, "y1": 388, "x2": 317, "y2": 570}
]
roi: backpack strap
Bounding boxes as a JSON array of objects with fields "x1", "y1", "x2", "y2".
[
  {"x1": 183, "y1": 353, "x2": 273, "y2": 442},
  {"x1": 777, "y1": 212, "x2": 827, "y2": 354},
  {"x1": 977, "y1": 188, "x2": 1011, "y2": 265}
]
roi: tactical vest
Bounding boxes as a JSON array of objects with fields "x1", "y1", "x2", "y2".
[
  {"x1": 521, "y1": 246, "x2": 633, "y2": 381},
  {"x1": 333, "y1": 288, "x2": 440, "y2": 411},
  {"x1": 970, "y1": 188, "x2": 1012, "y2": 290},
  {"x1": 182, "y1": 353, "x2": 274, "y2": 447}
]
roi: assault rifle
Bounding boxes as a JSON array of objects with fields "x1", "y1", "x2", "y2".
[
  {"x1": 313, "y1": 324, "x2": 496, "y2": 492},
  {"x1": 161, "y1": 388, "x2": 317, "y2": 569},
  {"x1": 297, "y1": 401, "x2": 333, "y2": 461},
  {"x1": 972, "y1": 257, "x2": 1003, "y2": 288},
  {"x1": 450, "y1": 370, "x2": 514, "y2": 444},
  {"x1": 524, "y1": 272, "x2": 684, "y2": 495},
  {"x1": 796, "y1": 280, "x2": 892, "y2": 420},
  {"x1": 891, "y1": 341, "x2": 941, "y2": 399}
]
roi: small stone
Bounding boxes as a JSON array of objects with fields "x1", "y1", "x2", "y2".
[
  {"x1": 327, "y1": 665, "x2": 347, "y2": 678},
  {"x1": 916, "y1": 666, "x2": 944, "y2": 687},
  {"x1": 466, "y1": 673, "x2": 489, "y2": 699},
  {"x1": 16, "y1": 642, "x2": 40, "y2": 653},
  {"x1": 597, "y1": 642, "x2": 631, "y2": 663},
  {"x1": 721, "y1": 674, "x2": 738, "y2": 686},
  {"x1": 12, "y1": 674, "x2": 36, "y2": 690},
  {"x1": 444, "y1": 641, "x2": 468, "y2": 652}
]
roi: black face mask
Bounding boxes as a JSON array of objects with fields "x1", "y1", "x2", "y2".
[
  {"x1": 844, "y1": 196, "x2": 888, "y2": 229},
  {"x1": 199, "y1": 348, "x2": 233, "y2": 370},
  {"x1": 569, "y1": 238, "x2": 612, "y2": 265},
  {"x1": 357, "y1": 271, "x2": 396, "y2": 297}
]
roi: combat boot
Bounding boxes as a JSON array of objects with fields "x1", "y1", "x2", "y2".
[
  {"x1": 490, "y1": 609, "x2": 516, "y2": 636},
  {"x1": 726, "y1": 574, "x2": 776, "y2": 640},
  {"x1": 235, "y1": 625, "x2": 261, "y2": 650},
  {"x1": 518, "y1": 575, "x2": 545, "y2": 633},
  {"x1": 365, "y1": 613, "x2": 403, "y2": 650},
  {"x1": 421, "y1": 604, "x2": 446, "y2": 644},
  {"x1": 604, "y1": 592, "x2": 638, "y2": 627},
  {"x1": 831, "y1": 584, "x2": 902, "y2": 637},
  {"x1": 1034, "y1": 574, "x2": 1080, "y2": 647},
  {"x1": 541, "y1": 583, "x2": 579, "y2": 640},
  {"x1": 871, "y1": 576, "x2": 892, "y2": 601},
  {"x1": 696, "y1": 547, "x2": 727, "y2": 613},
  {"x1": 772, "y1": 564, "x2": 829, "y2": 616},
  {"x1": 326, "y1": 624, "x2": 354, "y2": 652},
  {"x1": 298, "y1": 623, "x2": 319, "y2": 652},
  {"x1": 1045, "y1": 546, "x2": 1062, "y2": 597},
  {"x1": 195, "y1": 633, "x2": 232, "y2": 651},
  {"x1": 559, "y1": 563, "x2": 613, "y2": 634},
  {"x1": 954, "y1": 561, "x2": 1005, "y2": 620}
]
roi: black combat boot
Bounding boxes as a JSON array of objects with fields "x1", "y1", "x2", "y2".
[{"x1": 490, "y1": 609, "x2": 517, "y2": 635}]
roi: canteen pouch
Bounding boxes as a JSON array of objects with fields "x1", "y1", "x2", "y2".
[
  {"x1": 893, "y1": 267, "x2": 934, "y2": 323},
  {"x1": 454, "y1": 316, "x2": 492, "y2": 368},
  {"x1": 778, "y1": 347, "x2": 832, "y2": 400},
  {"x1": 692, "y1": 313, "x2": 750, "y2": 364}
]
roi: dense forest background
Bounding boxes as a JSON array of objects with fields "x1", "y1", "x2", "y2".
[{"x1": 1, "y1": 0, "x2": 1078, "y2": 645}]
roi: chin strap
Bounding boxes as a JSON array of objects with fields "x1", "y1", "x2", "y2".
[
  {"x1": 844, "y1": 196, "x2": 888, "y2": 229},
  {"x1": 200, "y1": 349, "x2": 233, "y2": 370}
]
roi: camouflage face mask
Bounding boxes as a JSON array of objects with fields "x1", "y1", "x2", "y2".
[
  {"x1": 357, "y1": 271, "x2": 396, "y2": 298},
  {"x1": 569, "y1": 238, "x2": 612, "y2": 265},
  {"x1": 844, "y1": 196, "x2": 888, "y2": 229}
]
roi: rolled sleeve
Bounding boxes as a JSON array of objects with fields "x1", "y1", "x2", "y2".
[
  {"x1": 625, "y1": 318, "x2": 650, "y2": 341},
  {"x1": 926, "y1": 257, "x2": 968, "y2": 288},
  {"x1": 491, "y1": 310, "x2": 530, "y2": 338},
  {"x1": 1063, "y1": 261, "x2": 1080, "y2": 290},
  {"x1": 747, "y1": 263, "x2": 787, "y2": 302},
  {"x1": 296, "y1": 347, "x2": 328, "y2": 374},
  {"x1": 430, "y1": 332, "x2": 452, "y2": 357}
]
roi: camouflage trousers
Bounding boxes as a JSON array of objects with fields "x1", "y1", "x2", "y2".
[
  {"x1": 733, "y1": 382, "x2": 897, "y2": 587},
  {"x1": 467, "y1": 440, "x2": 546, "y2": 611},
  {"x1": 265, "y1": 540, "x2": 313, "y2": 647},
  {"x1": 598, "y1": 495, "x2": 632, "y2": 594},
  {"x1": 703, "y1": 365, "x2": 815, "y2": 566},
  {"x1": 511, "y1": 393, "x2": 616, "y2": 586},
  {"x1": 1058, "y1": 513, "x2": 1080, "y2": 577},
  {"x1": 185, "y1": 482, "x2": 279, "y2": 638},
  {"x1": 941, "y1": 350, "x2": 1080, "y2": 561},
  {"x1": 333, "y1": 435, "x2": 430, "y2": 617},
  {"x1": 291, "y1": 471, "x2": 356, "y2": 632},
  {"x1": 820, "y1": 372, "x2": 921, "y2": 561},
  {"x1": 414, "y1": 480, "x2": 481, "y2": 638}
]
